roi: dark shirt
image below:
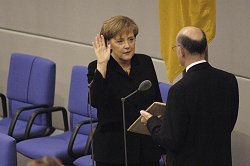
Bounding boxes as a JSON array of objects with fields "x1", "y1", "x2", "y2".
[
  {"x1": 147, "y1": 62, "x2": 239, "y2": 166},
  {"x1": 88, "y1": 54, "x2": 162, "y2": 164}
]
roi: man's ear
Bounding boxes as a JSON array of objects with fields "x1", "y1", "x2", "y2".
[{"x1": 180, "y1": 47, "x2": 185, "y2": 58}]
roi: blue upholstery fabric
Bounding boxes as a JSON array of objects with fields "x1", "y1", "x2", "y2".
[
  {"x1": 160, "y1": 156, "x2": 166, "y2": 166},
  {"x1": 74, "y1": 155, "x2": 95, "y2": 166},
  {"x1": 0, "y1": 117, "x2": 49, "y2": 136},
  {"x1": 17, "y1": 131, "x2": 87, "y2": 162},
  {"x1": 159, "y1": 82, "x2": 172, "y2": 103},
  {"x1": 17, "y1": 66, "x2": 97, "y2": 164},
  {"x1": 68, "y1": 66, "x2": 97, "y2": 134},
  {"x1": 0, "y1": 133, "x2": 17, "y2": 166},
  {"x1": 0, "y1": 53, "x2": 55, "y2": 138},
  {"x1": 7, "y1": 53, "x2": 55, "y2": 119}
]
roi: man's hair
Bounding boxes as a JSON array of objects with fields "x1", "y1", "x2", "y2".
[
  {"x1": 177, "y1": 30, "x2": 207, "y2": 55},
  {"x1": 100, "y1": 15, "x2": 138, "y2": 42}
]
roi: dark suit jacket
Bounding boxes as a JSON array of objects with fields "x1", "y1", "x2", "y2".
[
  {"x1": 88, "y1": 54, "x2": 162, "y2": 164},
  {"x1": 147, "y1": 62, "x2": 239, "y2": 166}
]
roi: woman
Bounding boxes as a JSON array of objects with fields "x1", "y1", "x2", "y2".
[{"x1": 88, "y1": 16, "x2": 162, "y2": 166}]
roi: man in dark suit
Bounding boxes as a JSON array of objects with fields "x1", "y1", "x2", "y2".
[{"x1": 140, "y1": 26, "x2": 239, "y2": 166}]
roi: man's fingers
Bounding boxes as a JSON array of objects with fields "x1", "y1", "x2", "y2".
[
  {"x1": 141, "y1": 116, "x2": 147, "y2": 125},
  {"x1": 140, "y1": 110, "x2": 153, "y2": 120}
]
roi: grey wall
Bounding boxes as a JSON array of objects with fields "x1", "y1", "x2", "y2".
[{"x1": 0, "y1": 0, "x2": 249, "y2": 165}]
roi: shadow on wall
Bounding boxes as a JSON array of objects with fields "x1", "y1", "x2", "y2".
[{"x1": 232, "y1": 131, "x2": 250, "y2": 166}]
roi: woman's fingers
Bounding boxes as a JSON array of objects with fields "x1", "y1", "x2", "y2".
[
  {"x1": 96, "y1": 34, "x2": 105, "y2": 47},
  {"x1": 93, "y1": 34, "x2": 106, "y2": 49},
  {"x1": 101, "y1": 35, "x2": 105, "y2": 46}
]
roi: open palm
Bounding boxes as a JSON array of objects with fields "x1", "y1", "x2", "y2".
[{"x1": 92, "y1": 34, "x2": 111, "y2": 64}]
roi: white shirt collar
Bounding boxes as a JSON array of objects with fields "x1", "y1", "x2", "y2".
[{"x1": 186, "y1": 60, "x2": 206, "y2": 72}]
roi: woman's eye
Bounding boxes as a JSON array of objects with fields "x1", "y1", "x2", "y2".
[{"x1": 116, "y1": 40, "x2": 124, "y2": 44}]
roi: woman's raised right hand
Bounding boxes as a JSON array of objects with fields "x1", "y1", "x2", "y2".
[
  {"x1": 92, "y1": 34, "x2": 111, "y2": 65},
  {"x1": 92, "y1": 34, "x2": 111, "y2": 78}
]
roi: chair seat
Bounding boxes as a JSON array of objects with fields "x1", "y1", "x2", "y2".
[
  {"x1": 0, "y1": 117, "x2": 49, "y2": 139},
  {"x1": 17, "y1": 131, "x2": 88, "y2": 163},
  {"x1": 74, "y1": 155, "x2": 95, "y2": 166},
  {"x1": 0, "y1": 133, "x2": 17, "y2": 166}
]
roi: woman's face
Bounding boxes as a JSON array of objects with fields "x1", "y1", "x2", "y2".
[{"x1": 108, "y1": 31, "x2": 136, "y2": 64}]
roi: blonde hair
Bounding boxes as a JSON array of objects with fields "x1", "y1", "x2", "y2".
[
  {"x1": 100, "y1": 16, "x2": 139, "y2": 42},
  {"x1": 27, "y1": 156, "x2": 63, "y2": 166}
]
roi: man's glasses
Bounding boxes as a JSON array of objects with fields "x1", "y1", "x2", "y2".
[{"x1": 171, "y1": 45, "x2": 181, "y2": 52}]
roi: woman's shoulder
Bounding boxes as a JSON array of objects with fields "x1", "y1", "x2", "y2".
[
  {"x1": 134, "y1": 53, "x2": 151, "y2": 58},
  {"x1": 88, "y1": 60, "x2": 97, "y2": 68},
  {"x1": 134, "y1": 53, "x2": 152, "y2": 62}
]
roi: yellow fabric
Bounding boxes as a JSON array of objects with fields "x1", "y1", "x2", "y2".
[{"x1": 159, "y1": 0, "x2": 216, "y2": 82}]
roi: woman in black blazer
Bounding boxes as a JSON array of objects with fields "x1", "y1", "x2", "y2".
[{"x1": 88, "y1": 16, "x2": 162, "y2": 166}]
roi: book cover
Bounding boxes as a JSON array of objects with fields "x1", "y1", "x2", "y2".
[{"x1": 127, "y1": 102, "x2": 166, "y2": 135}]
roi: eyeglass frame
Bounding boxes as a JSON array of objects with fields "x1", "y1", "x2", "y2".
[{"x1": 171, "y1": 45, "x2": 182, "y2": 51}]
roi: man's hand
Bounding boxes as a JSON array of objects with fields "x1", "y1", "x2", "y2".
[{"x1": 140, "y1": 110, "x2": 153, "y2": 125}]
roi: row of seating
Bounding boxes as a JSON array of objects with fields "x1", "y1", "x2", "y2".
[{"x1": 0, "y1": 53, "x2": 171, "y2": 166}]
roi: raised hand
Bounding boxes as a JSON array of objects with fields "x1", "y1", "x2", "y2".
[
  {"x1": 92, "y1": 34, "x2": 111, "y2": 65},
  {"x1": 92, "y1": 34, "x2": 111, "y2": 78}
]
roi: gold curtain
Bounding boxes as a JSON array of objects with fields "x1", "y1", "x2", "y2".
[{"x1": 159, "y1": 0, "x2": 216, "y2": 82}]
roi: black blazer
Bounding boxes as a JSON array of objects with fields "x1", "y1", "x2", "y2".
[
  {"x1": 88, "y1": 54, "x2": 162, "y2": 164},
  {"x1": 147, "y1": 62, "x2": 239, "y2": 166}
]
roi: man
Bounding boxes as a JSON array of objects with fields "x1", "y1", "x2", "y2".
[{"x1": 140, "y1": 26, "x2": 239, "y2": 166}]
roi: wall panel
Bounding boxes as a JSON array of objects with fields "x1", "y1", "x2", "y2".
[
  {"x1": 0, "y1": 0, "x2": 161, "y2": 59},
  {"x1": 209, "y1": 0, "x2": 250, "y2": 78}
]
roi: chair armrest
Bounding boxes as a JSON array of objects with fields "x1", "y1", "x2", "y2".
[
  {"x1": 68, "y1": 119, "x2": 98, "y2": 158},
  {"x1": 8, "y1": 104, "x2": 49, "y2": 137},
  {"x1": 24, "y1": 106, "x2": 69, "y2": 139},
  {"x1": 0, "y1": 93, "x2": 7, "y2": 117}
]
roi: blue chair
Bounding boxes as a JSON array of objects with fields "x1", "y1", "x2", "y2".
[
  {"x1": 17, "y1": 66, "x2": 97, "y2": 165},
  {"x1": 0, "y1": 133, "x2": 17, "y2": 166},
  {"x1": 0, "y1": 53, "x2": 56, "y2": 141},
  {"x1": 74, "y1": 155, "x2": 95, "y2": 166},
  {"x1": 159, "y1": 82, "x2": 172, "y2": 103},
  {"x1": 73, "y1": 125, "x2": 96, "y2": 166}
]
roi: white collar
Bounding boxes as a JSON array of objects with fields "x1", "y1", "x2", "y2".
[{"x1": 186, "y1": 60, "x2": 206, "y2": 72}]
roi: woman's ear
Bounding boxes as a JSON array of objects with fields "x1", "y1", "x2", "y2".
[
  {"x1": 106, "y1": 40, "x2": 110, "y2": 46},
  {"x1": 106, "y1": 40, "x2": 112, "y2": 53}
]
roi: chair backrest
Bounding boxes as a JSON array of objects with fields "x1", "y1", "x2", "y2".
[
  {"x1": 159, "y1": 82, "x2": 172, "y2": 103},
  {"x1": 68, "y1": 66, "x2": 97, "y2": 135},
  {"x1": 6, "y1": 53, "x2": 56, "y2": 125},
  {"x1": 0, "y1": 133, "x2": 17, "y2": 166}
]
